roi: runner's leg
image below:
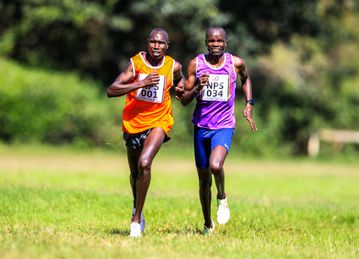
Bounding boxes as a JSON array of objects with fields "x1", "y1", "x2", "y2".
[
  {"x1": 132, "y1": 127, "x2": 165, "y2": 223},
  {"x1": 210, "y1": 146, "x2": 228, "y2": 199},
  {"x1": 197, "y1": 167, "x2": 213, "y2": 228},
  {"x1": 127, "y1": 147, "x2": 142, "y2": 207}
]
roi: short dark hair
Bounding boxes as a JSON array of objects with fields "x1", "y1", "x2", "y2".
[
  {"x1": 205, "y1": 27, "x2": 227, "y2": 41},
  {"x1": 147, "y1": 27, "x2": 169, "y2": 43}
]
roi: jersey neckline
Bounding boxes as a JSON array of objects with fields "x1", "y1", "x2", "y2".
[
  {"x1": 139, "y1": 51, "x2": 166, "y2": 68},
  {"x1": 202, "y1": 53, "x2": 227, "y2": 70}
]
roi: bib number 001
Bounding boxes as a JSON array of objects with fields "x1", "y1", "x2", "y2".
[{"x1": 136, "y1": 73, "x2": 165, "y2": 103}]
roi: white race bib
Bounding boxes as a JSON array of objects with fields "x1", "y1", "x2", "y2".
[
  {"x1": 136, "y1": 73, "x2": 165, "y2": 103},
  {"x1": 201, "y1": 74, "x2": 230, "y2": 101}
]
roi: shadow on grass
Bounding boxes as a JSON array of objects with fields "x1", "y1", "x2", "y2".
[
  {"x1": 105, "y1": 227, "x2": 202, "y2": 236},
  {"x1": 106, "y1": 228, "x2": 129, "y2": 236},
  {"x1": 153, "y1": 226, "x2": 203, "y2": 235}
]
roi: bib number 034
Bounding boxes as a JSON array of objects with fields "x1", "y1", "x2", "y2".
[{"x1": 201, "y1": 74, "x2": 230, "y2": 102}]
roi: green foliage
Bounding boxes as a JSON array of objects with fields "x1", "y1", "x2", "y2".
[
  {"x1": 252, "y1": 25, "x2": 359, "y2": 153},
  {"x1": 1, "y1": 0, "x2": 359, "y2": 155},
  {"x1": 0, "y1": 57, "x2": 120, "y2": 146},
  {"x1": 0, "y1": 0, "x2": 227, "y2": 83}
]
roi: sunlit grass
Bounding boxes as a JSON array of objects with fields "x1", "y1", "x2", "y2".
[{"x1": 0, "y1": 146, "x2": 358, "y2": 258}]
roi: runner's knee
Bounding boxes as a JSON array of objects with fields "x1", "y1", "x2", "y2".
[
  {"x1": 138, "y1": 158, "x2": 152, "y2": 173},
  {"x1": 199, "y1": 177, "x2": 212, "y2": 188},
  {"x1": 210, "y1": 160, "x2": 223, "y2": 174},
  {"x1": 198, "y1": 169, "x2": 212, "y2": 187}
]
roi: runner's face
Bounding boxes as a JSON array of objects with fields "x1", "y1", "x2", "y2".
[
  {"x1": 147, "y1": 32, "x2": 168, "y2": 60},
  {"x1": 206, "y1": 30, "x2": 227, "y2": 56}
]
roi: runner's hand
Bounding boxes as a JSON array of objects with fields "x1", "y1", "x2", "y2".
[
  {"x1": 197, "y1": 72, "x2": 209, "y2": 91},
  {"x1": 242, "y1": 104, "x2": 258, "y2": 131},
  {"x1": 175, "y1": 85, "x2": 185, "y2": 100},
  {"x1": 142, "y1": 72, "x2": 160, "y2": 87}
]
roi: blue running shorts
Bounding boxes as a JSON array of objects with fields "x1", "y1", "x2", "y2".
[{"x1": 194, "y1": 127, "x2": 234, "y2": 169}]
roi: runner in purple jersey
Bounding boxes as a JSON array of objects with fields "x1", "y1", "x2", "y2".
[
  {"x1": 192, "y1": 52, "x2": 237, "y2": 129},
  {"x1": 181, "y1": 27, "x2": 257, "y2": 235}
]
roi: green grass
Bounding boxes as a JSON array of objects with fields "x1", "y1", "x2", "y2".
[{"x1": 0, "y1": 145, "x2": 358, "y2": 258}]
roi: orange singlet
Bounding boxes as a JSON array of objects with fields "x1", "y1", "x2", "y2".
[{"x1": 122, "y1": 52, "x2": 175, "y2": 136}]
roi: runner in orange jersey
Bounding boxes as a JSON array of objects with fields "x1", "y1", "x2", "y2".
[{"x1": 107, "y1": 27, "x2": 186, "y2": 238}]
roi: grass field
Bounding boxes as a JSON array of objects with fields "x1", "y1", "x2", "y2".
[{"x1": 0, "y1": 145, "x2": 358, "y2": 258}]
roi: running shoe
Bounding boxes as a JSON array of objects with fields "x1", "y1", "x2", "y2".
[
  {"x1": 217, "y1": 197, "x2": 230, "y2": 225},
  {"x1": 203, "y1": 220, "x2": 215, "y2": 235},
  {"x1": 129, "y1": 222, "x2": 141, "y2": 238},
  {"x1": 132, "y1": 208, "x2": 146, "y2": 232}
]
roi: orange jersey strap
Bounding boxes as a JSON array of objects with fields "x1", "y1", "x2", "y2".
[{"x1": 122, "y1": 52, "x2": 175, "y2": 135}]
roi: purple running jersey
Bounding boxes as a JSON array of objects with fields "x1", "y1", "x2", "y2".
[{"x1": 192, "y1": 53, "x2": 237, "y2": 129}]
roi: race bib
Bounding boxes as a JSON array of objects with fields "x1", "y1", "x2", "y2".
[
  {"x1": 136, "y1": 73, "x2": 165, "y2": 103},
  {"x1": 201, "y1": 74, "x2": 230, "y2": 101}
]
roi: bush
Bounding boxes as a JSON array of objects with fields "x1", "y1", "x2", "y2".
[{"x1": 0, "y1": 57, "x2": 121, "y2": 147}]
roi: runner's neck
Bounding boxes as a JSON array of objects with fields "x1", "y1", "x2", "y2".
[
  {"x1": 205, "y1": 53, "x2": 225, "y2": 68},
  {"x1": 144, "y1": 52, "x2": 164, "y2": 67}
]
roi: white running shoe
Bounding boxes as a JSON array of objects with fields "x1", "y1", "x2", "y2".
[
  {"x1": 129, "y1": 222, "x2": 141, "y2": 238},
  {"x1": 217, "y1": 197, "x2": 230, "y2": 225},
  {"x1": 203, "y1": 220, "x2": 215, "y2": 235},
  {"x1": 132, "y1": 208, "x2": 146, "y2": 233}
]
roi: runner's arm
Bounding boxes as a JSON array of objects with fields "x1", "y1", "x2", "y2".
[
  {"x1": 176, "y1": 58, "x2": 198, "y2": 106},
  {"x1": 173, "y1": 61, "x2": 186, "y2": 100},
  {"x1": 107, "y1": 62, "x2": 160, "y2": 98},
  {"x1": 234, "y1": 56, "x2": 257, "y2": 131}
]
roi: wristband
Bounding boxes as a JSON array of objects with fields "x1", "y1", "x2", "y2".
[{"x1": 246, "y1": 99, "x2": 256, "y2": 106}]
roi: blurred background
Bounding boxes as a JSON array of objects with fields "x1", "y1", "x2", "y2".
[{"x1": 0, "y1": 0, "x2": 358, "y2": 158}]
